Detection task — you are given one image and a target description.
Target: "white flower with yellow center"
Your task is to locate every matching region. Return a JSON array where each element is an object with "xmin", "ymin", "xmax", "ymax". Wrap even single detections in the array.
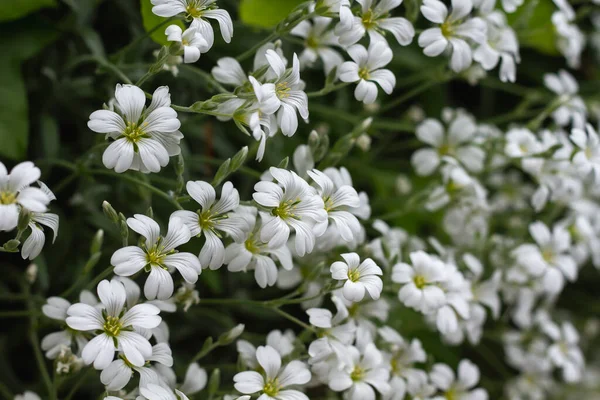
[
  {"xmin": 224, "ymin": 206, "xmax": 293, "ymax": 289},
  {"xmin": 571, "ymin": 124, "xmax": 600, "ymax": 183},
  {"xmin": 330, "ymin": 253, "xmax": 383, "ymax": 302},
  {"xmin": 165, "ymin": 24, "xmax": 209, "ymax": 63},
  {"xmin": 338, "ymin": 41, "xmax": 396, "ymax": 104},
  {"xmin": 418, "ymin": 0, "xmax": 487, "ymax": 72},
  {"xmin": 336, "ymin": 0, "xmax": 415, "ymax": 47},
  {"xmin": 66, "ymin": 279, "xmax": 161, "ymax": 370},
  {"xmin": 0, "ymin": 161, "xmax": 52, "ymax": 232},
  {"xmin": 172, "ymin": 180, "xmax": 247, "ymax": 270},
  {"xmin": 234, "ymin": 345, "xmax": 311, "ymax": 400},
  {"xmin": 430, "ymin": 359, "xmax": 488, "ymax": 400},
  {"xmin": 290, "ymin": 16, "xmax": 344, "ymax": 75},
  {"xmin": 392, "ymin": 250, "xmax": 447, "ymax": 314},
  {"xmin": 253, "ymin": 167, "xmax": 327, "ymax": 257},
  {"xmin": 151, "ymin": 0, "xmax": 233, "ymax": 50},
  {"xmin": 88, "ymin": 84, "xmax": 183, "ymax": 173},
  {"xmin": 111, "ymin": 214, "xmax": 201, "ymax": 300}
]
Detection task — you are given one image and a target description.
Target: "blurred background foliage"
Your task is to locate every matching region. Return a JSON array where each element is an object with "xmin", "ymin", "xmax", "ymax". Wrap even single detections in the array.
[{"xmin": 1, "ymin": 0, "xmax": 600, "ymax": 399}]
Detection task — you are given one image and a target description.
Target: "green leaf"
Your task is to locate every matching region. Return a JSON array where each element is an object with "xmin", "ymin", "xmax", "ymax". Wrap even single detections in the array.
[
  {"xmin": 239, "ymin": 0, "xmax": 305, "ymax": 28},
  {"xmin": 0, "ymin": 0, "xmax": 57, "ymax": 22},
  {"xmin": 507, "ymin": 0, "xmax": 559, "ymax": 56},
  {"xmin": 0, "ymin": 22, "xmax": 58, "ymax": 159},
  {"xmin": 140, "ymin": 0, "xmax": 185, "ymax": 46}
]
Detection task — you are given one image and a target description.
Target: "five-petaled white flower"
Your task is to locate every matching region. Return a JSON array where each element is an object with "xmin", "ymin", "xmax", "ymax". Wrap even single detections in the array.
[
  {"xmin": 262, "ymin": 50, "xmax": 309, "ymax": 136},
  {"xmin": 234, "ymin": 345, "xmax": 311, "ymax": 400},
  {"xmin": 392, "ymin": 251, "xmax": 447, "ymax": 314},
  {"xmin": 308, "ymin": 169, "xmax": 361, "ymax": 243},
  {"xmin": 165, "ymin": 24, "xmax": 209, "ymax": 63},
  {"xmin": 290, "ymin": 16, "xmax": 344, "ymax": 75},
  {"xmin": 336, "ymin": 0, "xmax": 415, "ymax": 47},
  {"xmin": 66, "ymin": 279, "xmax": 161, "ymax": 370},
  {"xmin": 172, "ymin": 180, "xmax": 247, "ymax": 270},
  {"xmin": 328, "ymin": 344, "xmax": 391, "ymax": 400},
  {"xmin": 339, "ymin": 41, "xmax": 396, "ymax": 104},
  {"xmin": 330, "ymin": 253, "xmax": 383, "ymax": 302},
  {"xmin": 411, "ymin": 115, "xmax": 485, "ymax": 176},
  {"xmin": 544, "ymin": 69, "xmax": 586, "ymax": 129},
  {"xmin": 571, "ymin": 124, "xmax": 600, "ymax": 183},
  {"xmin": 419, "ymin": 0, "xmax": 487, "ymax": 72},
  {"xmin": 151, "ymin": 0, "xmax": 233, "ymax": 50},
  {"xmin": 225, "ymin": 207, "xmax": 293, "ymax": 289},
  {"xmin": 253, "ymin": 167, "xmax": 327, "ymax": 257},
  {"xmin": 0, "ymin": 161, "xmax": 53, "ymax": 232},
  {"xmin": 429, "ymin": 359, "xmax": 488, "ymax": 400},
  {"xmin": 88, "ymin": 84, "xmax": 183, "ymax": 173},
  {"xmin": 111, "ymin": 214, "xmax": 201, "ymax": 300}
]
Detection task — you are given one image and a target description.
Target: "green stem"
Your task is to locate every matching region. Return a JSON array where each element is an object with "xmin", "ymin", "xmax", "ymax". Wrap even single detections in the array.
[
  {"xmin": 0, "ymin": 381, "xmax": 13, "ymax": 400},
  {"xmin": 307, "ymin": 82, "xmax": 350, "ymax": 98},
  {"xmin": 85, "ymin": 265, "xmax": 115, "ymax": 290},
  {"xmin": 66, "ymin": 55, "xmax": 132, "ymax": 84},
  {"xmin": 180, "ymin": 65, "xmax": 229, "ymax": 94},
  {"xmin": 25, "ymin": 282, "xmax": 56, "ymax": 400},
  {"xmin": 0, "ymin": 310, "xmax": 40, "ymax": 318},
  {"xmin": 272, "ymin": 308, "xmax": 315, "ymax": 332},
  {"xmin": 64, "ymin": 368, "xmax": 94, "ymax": 400},
  {"xmin": 110, "ymin": 17, "xmax": 178, "ymax": 61},
  {"xmin": 379, "ymin": 77, "xmax": 449, "ymax": 113},
  {"xmin": 191, "ymin": 341, "xmax": 221, "ymax": 362},
  {"xmin": 88, "ymin": 169, "xmax": 183, "ymax": 210}
]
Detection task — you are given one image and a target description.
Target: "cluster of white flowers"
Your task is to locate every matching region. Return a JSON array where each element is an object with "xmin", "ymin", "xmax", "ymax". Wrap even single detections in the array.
[{"xmin": 7, "ymin": 0, "xmax": 600, "ymax": 399}]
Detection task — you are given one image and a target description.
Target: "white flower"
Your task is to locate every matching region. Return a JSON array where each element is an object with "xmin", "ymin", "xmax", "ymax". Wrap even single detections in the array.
[
  {"xmin": 419, "ymin": 0, "xmax": 487, "ymax": 72},
  {"xmin": 66, "ymin": 279, "xmax": 161, "ymax": 370},
  {"xmin": 111, "ymin": 214, "xmax": 201, "ymax": 300},
  {"xmin": 339, "ymin": 41, "xmax": 395, "ymax": 104},
  {"xmin": 88, "ymin": 85, "xmax": 183, "ymax": 173},
  {"xmin": 330, "ymin": 253, "xmax": 383, "ymax": 302},
  {"xmin": 22, "ymin": 212, "xmax": 59, "ymax": 260},
  {"xmin": 290, "ymin": 17, "xmax": 344, "ymax": 75},
  {"xmin": 212, "ymin": 57, "xmax": 247, "ymax": 87},
  {"xmin": 253, "ymin": 167, "xmax": 327, "ymax": 257},
  {"xmin": 172, "ymin": 181, "xmax": 247, "ymax": 270},
  {"xmin": 504, "ymin": 127, "xmax": 544, "ymax": 158},
  {"xmin": 429, "ymin": 360, "xmax": 488, "ymax": 400},
  {"xmin": 15, "ymin": 392, "xmax": 41, "ymax": 400},
  {"xmin": 140, "ymin": 383, "xmax": 190, "ymax": 400},
  {"xmin": 224, "ymin": 207, "xmax": 292, "ymax": 288},
  {"xmin": 571, "ymin": 124, "xmax": 600, "ymax": 183},
  {"xmin": 392, "ymin": 251, "xmax": 447, "ymax": 314},
  {"xmin": 41, "ymin": 293, "xmax": 97, "ymax": 359},
  {"xmin": 512, "ymin": 221, "xmax": 577, "ymax": 294},
  {"xmin": 237, "ymin": 329, "xmax": 296, "ymax": 369},
  {"xmin": 552, "ymin": 8, "xmax": 585, "ymax": 69},
  {"xmin": 233, "ymin": 345, "xmax": 311, "ymax": 400},
  {"xmin": 307, "ymin": 301, "xmax": 356, "ymax": 367},
  {"xmin": 151, "ymin": 0, "xmax": 233, "ymax": 50},
  {"xmin": 165, "ymin": 24, "xmax": 209, "ymax": 63},
  {"xmin": 473, "ymin": 11, "xmax": 520, "ymax": 82},
  {"xmin": 328, "ymin": 344, "xmax": 391, "ymax": 400},
  {"xmin": 262, "ymin": 51, "xmax": 309, "ymax": 136},
  {"xmin": 0, "ymin": 161, "xmax": 52, "ymax": 232},
  {"xmin": 308, "ymin": 169, "xmax": 361, "ymax": 242},
  {"xmin": 543, "ymin": 321, "xmax": 584, "ymax": 383},
  {"xmin": 544, "ymin": 70, "xmax": 586, "ymax": 129},
  {"xmin": 336, "ymin": 0, "xmax": 415, "ymax": 47},
  {"xmin": 411, "ymin": 115, "xmax": 484, "ymax": 176},
  {"xmin": 100, "ymin": 344, "xmax": 168, "ymax": 390}
]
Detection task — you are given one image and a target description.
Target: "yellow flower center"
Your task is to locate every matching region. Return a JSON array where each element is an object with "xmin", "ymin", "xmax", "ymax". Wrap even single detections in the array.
[
  {"xmin": 263, "ymin": 379, "xmax": 280, "ymax": 396},
  {"xmin": 361, "ymin": 9, "xmax": 376, "ymax": 30},
  {"xmin": 272, "ymin": 199, "xmax": 300, "ymax": 220},
  {"xmin": 276, "ymin": 82, "xmax": 291, "ymax": 99},
  {"xmin": 323, "ymin": 196, "xmax": 335, "ymax": 212},
  {"xmin": 350, "ymin": 366, "xmax": 364, "ymax": 381},
  {"xmin": 0, "ymin": 191, "xmax": 16, "ymax": 205},
  {"xmin": 306, "ymin": 36, "xmax": 319, "ymax": 49},
  {"xmin": 103, "ymin": 315, "xmax": 123, "ymax": 337},
  {"xmin": 445, "ymin": 389, "xmax": 457, "ymax": 400},
  {"xmin": 244, "ymin": 236, "xmax": 261, "ymax": 254},
  {"xmin": 123, "ymin": 122, "xmax": 148, "ymax": 144},
  {"xmin": 185, "ymin": 0, "xmax": 206, "ymax": 18},
  {"xmin": 146, "ymin": 247, "xmax": 165, "ymax": 267},
  {"xmin": 358, "ymin": 67, "xmax": 370, "ymax": 80},
  {"xmin": 348, "ymin": 268, "xmax": 361, "ymax": 282},
  {"xmin": 542, "ymin": 248, "xmax": 555, "ymax": 264},
  {"xmin": 438, "ymin": 143, "xmax": 454, "ymax": 156},
  {"xmin": 414, "ymin": 275, "xmax": 427, "ymax": 289},
  {"xmin": 441, "ymin": 21, "xmax": 454, "ymax": 38}
]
